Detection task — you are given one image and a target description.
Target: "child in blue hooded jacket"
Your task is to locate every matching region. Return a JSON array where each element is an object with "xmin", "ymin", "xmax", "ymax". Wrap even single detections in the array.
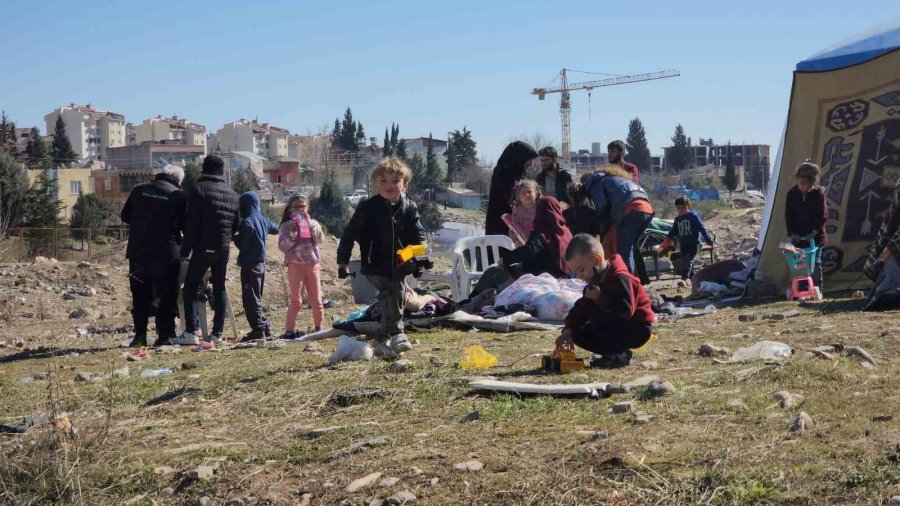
[
  {"xmin": 664, "ymin": 196, "xmax": 714, "ymax": 282},
  {"xmin": 233, "ymin": 191, "xmax": 279, "ymax": 341}
]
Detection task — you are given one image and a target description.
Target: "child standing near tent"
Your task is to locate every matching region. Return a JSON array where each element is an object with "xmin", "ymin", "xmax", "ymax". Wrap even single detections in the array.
[
  {"xmin": 556, "ymin": 234, "xmax": 654, "ymax": 368},
  {"xmin": 233, "ymin": 191, "xmax": 281, "ymax": 342},
  {"xmin": 662, "ymin": 196, "xmax": 714, "ymax": 283},
  {"xmin": 279, "ymin": 195, "xmax": 326, "ymax": 337},
  {"xmin": 785, "ymin": 161, "xmax": 828, "ymax": 293},
  {"xmin": 507, "ymin": 180, "xmax": 541, "ymax": 246}
]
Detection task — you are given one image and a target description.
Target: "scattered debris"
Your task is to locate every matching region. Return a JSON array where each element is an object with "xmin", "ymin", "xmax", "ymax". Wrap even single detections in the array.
[
  {"xmin": 453, "ymin": 459, "xmax": 484, "ymax": 472},
  {"xmin": 844, "ymin": 346, "xmax": 877, "ymax": 367},
  {"xmin": 327, "ymin": 335, "xmax": 374, "ymax": 365},
  {"xmin": 181, "ymin": 361, "xmax": 198, "ymax": 370},
  {"xmin": 68, "ymin": 308, "xmax": 91, "ymax": 319},
  {"xmin": 329, "ymin": 387, "xmax": 389, "ymax": 408},
  {"xmin": 634, "ymin": 414, "xmax": 655, "ymax": 424},
  {"xmin": 459, "ymin": 411, "xmax": 480, "ymax": 424},
  {"xmin": 345, "ymin": 472, "xmax": 382, "ymax": 493},
  {"xmin": 112, "ymin": 366, "xmax": 130, "ymax": 378},
  {"xmin": 623, "ymin": 375, "xmax": 659, "ymax": 392},
  {"xmin": 140, "ymin": 368, "xmax": 176, "ymax": 378},
  {"xmin": 773, "ymin": 391, "xmax": 805, "ymax": 409},
  {"xmin": 729, "ymin": 341, "xmax": 792, "ymax": 363},
  {"xmin": 612, "ymin": 401, "xmax": 634, "ymax": 414},
  {"xmin": 738, "ymin": 314, "xmax": 757, "ymax": 322},
  {"xmin": 144, "ymin": 387, "xmax": 200, "ymax": 407},
  {"xmin": 306, "ymin": 426, "xmax": 343, "ymax": 439},
  {"xmin": 646, "ymin": 380, "xmax": 677, "ymax": 398},
  {"xmin": 185, "ymin": 465, "xmax": 215, "ymax": 481},
  {"xmin": 386, "ymin": 491, "xmax": 416, "ymax": 505},
  {"xmin": 851, "ymin": 290, "xmax": 865, "ymax": 299},
  {"xmin": 387, "ymin": 359, "xmax": 412, "ymax": 373},
  {"xmin": 698, "ymin": 343, "xmax": 730, "ymax": 357},
  {"xmin": 74, "ymin": 372, "xmax": 93, "ymax": 382},
  {"xmin": 576, "ymin": 430, "xmax": 608, "ymax": 441},
  {"xmin": 687, "ymin": 330, "xmax": 703, "ymax": 337},
  {"xmin": 790, "ymin": 411, "xmax": 814, "ymax": 434},
  {"xmin": 379, "ymin": 477, "xmax": 400, "ymax": 488},
  {"xmin": 872, "ymin": 415, "xmax": 893, "ymax": 422},
  {"xmin": 327, "ymin": 436, "xmax": 391, "ymax": 461},
  {"xmin": 765, "ymin": 309, "xmax": 800, "ymax": 320}
]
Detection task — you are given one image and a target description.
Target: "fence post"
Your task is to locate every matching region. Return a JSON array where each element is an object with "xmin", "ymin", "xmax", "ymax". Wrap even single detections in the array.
[
  {"xmin": 87, "ymin": 229, "xmax": 92, "ymax": 259},
  {"xmin": 53, "ymin": 227, "xmax": 58, "ymax": 258}
]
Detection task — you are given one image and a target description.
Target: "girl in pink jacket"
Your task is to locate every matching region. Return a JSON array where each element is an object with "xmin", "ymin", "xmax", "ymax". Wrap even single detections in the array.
[{"xmin": 278, "ymin": 195, "xmax": 326, "ymax": 336}]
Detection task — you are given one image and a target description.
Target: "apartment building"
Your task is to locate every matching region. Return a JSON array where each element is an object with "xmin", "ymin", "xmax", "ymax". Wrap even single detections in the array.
[
  {"xmin": 26, "ymin": 167, "xmax": 94, "ymax": 222},
  {"xmin": 125, "ymin": 123, "xmax": 138, "ymax": 146},
  {"xmin": 403, "ymin": 137, "xmax": 448, "ymax": 171},
  {"xmin": 44, "ymin": 103, "xmax": 126, "ymax": 163},
  {"xmin": 215, "ymin": 119, "xmax": 289, "ymax": 159},
  {"xmin": 136, "ymin": 115, "xmax": 207, "ymax": 153},
  {"xmin": 105, "ymin": 144, "xmax": 205, "ymax": 171}
]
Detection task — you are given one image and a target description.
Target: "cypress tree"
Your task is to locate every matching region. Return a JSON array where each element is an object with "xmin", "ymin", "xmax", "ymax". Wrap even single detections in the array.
[
  {"xmin": 424, "ymin": 133, "xmax": 442, "ymax": 185},
  {"xmin": 723, "ymin": 142, "xmax": 738, "ymax": 197},
  {"xmin": 25, "ymin": 127, "xmax": 49, "ymax": 168},
  {"xmin": 0, "ymin": 153, "xmax": 30, "ymax": 229},
  {"xmin": 383, "ymin": 128, "xmax": 391, "ymax": 156},
  {"xmin": 625, "ymin": 118, "xmax": 652, "ymax": 174},
  {"xmin": 51, "ymin": 116, "xmax": 77, "ymax": 165},
  {"xmin": 669, "ymin": 124, "xmax": 692, "ymax": 172},
  {"xmin": 26, "ymin": 167, "xmax": 62, "ymax": 226}
]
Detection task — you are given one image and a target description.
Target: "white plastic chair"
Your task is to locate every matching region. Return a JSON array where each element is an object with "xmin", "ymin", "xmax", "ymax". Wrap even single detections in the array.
[{"xmin": 451, "ymin": 235, "xmax": 515, "ymax": 300}]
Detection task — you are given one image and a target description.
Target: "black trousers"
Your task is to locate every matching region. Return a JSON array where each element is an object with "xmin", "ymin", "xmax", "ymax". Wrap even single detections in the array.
[
  {"xmin": 572, "ymin": 313, "xmax": 651, "ymax": 355},
  {"xmin": 240, "ymin": 263, "xmax": 269, "ymax": 332},
  {"xmin": 183, "ymin": 250, "xmax": 229, "ymax": 336},
  {"xmin": 129, "ymin": 259, "xmax": 180, "ymax": 338},
  {"xmin": 680, "ymin": 243, "xmax": 699, "ymax": 280}
]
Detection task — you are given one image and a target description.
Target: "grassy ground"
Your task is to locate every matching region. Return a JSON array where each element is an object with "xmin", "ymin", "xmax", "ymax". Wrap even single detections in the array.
[{"xmin": 1, "ymin": 291, "xmax": 898, "ymax": 505}]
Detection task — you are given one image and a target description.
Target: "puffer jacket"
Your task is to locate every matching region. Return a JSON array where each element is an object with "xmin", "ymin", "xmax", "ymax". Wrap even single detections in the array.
[
  {"xmin": 337, "ymin": 194, "xmax": 426, "ymax": 278},
  {"xmin": 584, "ymin": 172, "xmax": 651, "ymax": 226},
  {"xmin": 535, "ymin": 168, "xmax": 574, "ymax": 205},
  {"xmin": 180, "ymin": 173, "xmax": 240, "ymax": 257},
  {"xmin": 121, "ymin": 173, "xmax": 186, "ymax": 262}
]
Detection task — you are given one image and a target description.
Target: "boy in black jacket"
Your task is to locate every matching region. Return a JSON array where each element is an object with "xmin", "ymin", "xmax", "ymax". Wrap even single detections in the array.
[
  {"xmin": 177, "ymin": 155, "xmax": 240, "ymax": 346},
  {"xmin": 785, "ymin": 160, "xmax": 828, "ymax": 294},
  {"xmin": 337, "ymin": 157, "xmax": 426, "ymax": 355},
  {"xmin": 120, "ymin": 165, "xmax": 186, "ymax": 347}
]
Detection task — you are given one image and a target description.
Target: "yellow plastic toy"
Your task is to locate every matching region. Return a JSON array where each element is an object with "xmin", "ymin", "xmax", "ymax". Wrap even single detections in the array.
[
  {"xmin": 396, "ymin": 244, "xmax": 427, "ymax": 265},
  {"xmin": 542, "ymin": 344, "xmax": 585, "ymax": 373}
]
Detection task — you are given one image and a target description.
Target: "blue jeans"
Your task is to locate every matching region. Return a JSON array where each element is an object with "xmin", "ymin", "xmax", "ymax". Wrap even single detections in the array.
[{"xmin": 617, "ymin": 211, "xmax": 653, "ymax": 275}]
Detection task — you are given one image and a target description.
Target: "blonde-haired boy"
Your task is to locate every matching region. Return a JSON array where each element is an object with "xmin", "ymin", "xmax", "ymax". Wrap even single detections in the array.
[{"xmin": 337, "ymin": 157, "xmax": 425, "ymax": 355}]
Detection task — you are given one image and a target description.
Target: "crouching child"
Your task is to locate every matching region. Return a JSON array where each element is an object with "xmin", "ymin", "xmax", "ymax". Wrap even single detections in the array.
[{"xmin": 556, "ymin": 234, "xmax": 655, "ymax": 367}]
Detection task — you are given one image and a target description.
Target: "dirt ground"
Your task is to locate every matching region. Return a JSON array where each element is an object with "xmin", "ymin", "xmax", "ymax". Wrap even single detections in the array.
[{"xmin": 0, "ymin": 205, "xmax": 898, "ymax": 505}]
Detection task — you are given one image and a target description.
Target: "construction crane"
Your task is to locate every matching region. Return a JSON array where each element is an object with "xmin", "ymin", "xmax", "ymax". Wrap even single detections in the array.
[{"xmin": 532, "ymin": 68, "xmax": 680, "ymax": 162}]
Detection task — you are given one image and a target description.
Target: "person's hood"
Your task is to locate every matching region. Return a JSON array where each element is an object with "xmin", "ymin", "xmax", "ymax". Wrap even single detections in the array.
[
  {"xmin": 239, "ymin": 191, "xmax": 261, "ymax": 218},
  {"xmin": 602, "ymin": 254, "xmax": 630, "ymax": 280},
  {"xmin": 494, "ymin": 141, "xmax": 539, "ymax": 177}
]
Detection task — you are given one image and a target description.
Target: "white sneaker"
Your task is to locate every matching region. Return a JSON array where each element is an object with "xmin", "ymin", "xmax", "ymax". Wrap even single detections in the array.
[
  {"xmin": 172, "ymin": 332, "xmax": 200, "ymax": 346},
  {"xmin": 374, "ymin": 342, "xmax": 399, "ymax": 360},
  {"xmin": 389, "ymin": 334, "xmax": 412, "ymax": 353}
]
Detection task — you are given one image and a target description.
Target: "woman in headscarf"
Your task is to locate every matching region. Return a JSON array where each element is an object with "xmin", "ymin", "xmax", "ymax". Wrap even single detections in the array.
[
  {"xmin": 485, "ymin": 141, "xmax": 540, "ymax": 235},
  {"xmin": 470, "ymin": 196, "xmax": 573, "ymax": 297}
]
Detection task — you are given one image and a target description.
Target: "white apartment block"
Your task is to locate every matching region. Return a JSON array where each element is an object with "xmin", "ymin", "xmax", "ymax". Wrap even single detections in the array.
[
  {"xmin": 404, "ymin": 137, "xmax": 448, "ymax": 172},
  {"xmin": 215, "ymin": 119, "xmax": 289, "ymax": 159},
  {"xmin": 44, "ymin": 103, "xmax": 126, "ymax": 163},
  {"xmin": 136, "ymin": 115, "xmax": 207, "ymax": 154}
]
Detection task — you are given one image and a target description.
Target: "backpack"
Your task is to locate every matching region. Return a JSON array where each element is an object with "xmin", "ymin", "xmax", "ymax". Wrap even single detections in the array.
[{"xmin": 565, "ymin": 177, "xmax": 610, "ymax": 236}]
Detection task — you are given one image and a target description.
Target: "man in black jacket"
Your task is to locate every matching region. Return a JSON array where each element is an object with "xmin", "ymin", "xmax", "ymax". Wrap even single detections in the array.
[
  {"xmin": 177, "ymin": 155, "xmax": 240, "ymax": 346},
  {"xmin": 121, "ymin": 165, "xmax": 187, "ymax": 347},
  {"xmin": 535, "ymin": 146, "xmax": 573, "ymax": 205}
]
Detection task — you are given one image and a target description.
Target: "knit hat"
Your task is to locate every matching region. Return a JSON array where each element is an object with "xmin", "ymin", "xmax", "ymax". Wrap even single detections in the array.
[{"xmin": 202, "ymin": 155, "xmax": 225, "ymax": 175}]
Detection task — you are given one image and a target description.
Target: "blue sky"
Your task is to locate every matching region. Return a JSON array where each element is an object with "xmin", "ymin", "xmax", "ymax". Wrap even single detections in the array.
[{"xmin": 0, "ymin": 1, "xmax": 894, "ymax": 162}]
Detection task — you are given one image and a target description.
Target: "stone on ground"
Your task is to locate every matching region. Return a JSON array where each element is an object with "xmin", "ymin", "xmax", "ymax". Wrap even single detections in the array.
[
  {"xmin": 388, "ymin": 359, "xmax": 412, "ymax": 373},
  {"xmin": 698, "ymin": 343, "xmax": 730, "ymax": 357},
  {"xmin": 790, "ymin": 411, "xmax": 814, "ymax": 434},
  {"xmin": 774, "ymin": 391, "xmax": 805, "ymax": 409},
  {"xmin": 623, "ymin": 375, "xmax": 658, "ymax": 391},
  {"xmin": 345, "ymin": 472, "xmax": 383, "ymax": 493},
  {"xmin": 612, "ymin": 401, "xmax": 634, "ymax": 414},
  {"xmin": 647, "ymin": 380, "xmax": 677, "ymax": 397},
  {"xmin": 379, "ymin": 477, "xmax": 400, "ymax": 488},
  {"xmin": 386, "ymin": 491, "xmax": 417, "ymax": 505},
  {"xmin": 453, "ymin": 459, "xmax": 484, "ymax": 472}
]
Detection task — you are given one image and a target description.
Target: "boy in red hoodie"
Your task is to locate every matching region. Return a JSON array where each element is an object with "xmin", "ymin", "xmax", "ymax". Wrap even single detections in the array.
[{"xmin": 556, "ymin": 234, "xmax": 655, "ymax": 367}]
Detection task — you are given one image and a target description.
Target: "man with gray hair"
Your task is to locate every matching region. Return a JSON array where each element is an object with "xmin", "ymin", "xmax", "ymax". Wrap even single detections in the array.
[{"xmin": 120, "ymin": 164, "xmax": 187, "ymax": 347}]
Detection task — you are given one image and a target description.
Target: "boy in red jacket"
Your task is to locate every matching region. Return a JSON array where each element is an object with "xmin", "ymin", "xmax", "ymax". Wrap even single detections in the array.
[{"xmin": 556, "ymin": 234, "xmax": 655, "ymax": 367}]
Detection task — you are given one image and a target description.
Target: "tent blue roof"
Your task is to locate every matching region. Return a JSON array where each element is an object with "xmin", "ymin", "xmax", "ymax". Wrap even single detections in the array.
[{"xmin": 797, "ymin": 19, "xmax": 900, "ymax": 72}]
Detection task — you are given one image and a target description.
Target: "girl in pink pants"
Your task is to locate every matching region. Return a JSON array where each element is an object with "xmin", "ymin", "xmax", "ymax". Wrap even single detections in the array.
[{"xmin": 278, "ymin": 195, "xmax": 325, "ymax": 337}]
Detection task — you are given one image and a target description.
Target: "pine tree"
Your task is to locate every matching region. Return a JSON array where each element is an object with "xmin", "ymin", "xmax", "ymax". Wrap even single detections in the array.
[
  {"xmin": 668, "ymin": 124, "xmax": 692, "ymax": 172},
  {"xmin": 383, "ymin": 128, "xmax": 391, "ymax": 156},
  {"xmin": 25, "ymin": 127, "xmax": 49, "ymax": 169},
  {"xmin": 339, "ymin": 108, "xmax": 358, "ymax": 152},
  {"xmin": 51, "ymin": 116, "xmax": 77, "ymax": 165},
  {"xmin": 26, "ymin": 167, "xmax": 62, "ymax": 226},
  {"xmin": 0, "ymin": 111, "xmax": 17, "ymax": 156},
  {"xmin": 625, "ymin": 118, "xmax": 652, "ymax": 175},
  {"xmin": 390, "ymin": 123, "xmax": 399, "ymax": 152},
  {"xmin": 331, "ymin": 118, "xmax": 342, "ymax": 149},
  {"xmin": 0, "ymin": 153, "xmax": 30, "ymax": 231},
  {"xmin": 312, "ymin": 176, "xmax": 350, "ymax": 236},
  {"xmin": 231, "ymin": 168, "xmax": 254, "ymax": 195},
  {"xmin": 425, "ymin": 133, "xmax": 442, "ymax": 186},
  {"xmin": 181, "ymin": 162, "xmax": 203, "ymax": 195},
  {"xmin": 444, "ymin": 127, "xmax": 478, "ymax": 183},
  {"xmin": 395, "ymin": 139, "xmax": 408, "ymax": 162},
  {"xmin": 723, "ymin": 142, "xmax": 738, "ymax": 197},
  {"xmin": 70, "ymin": 193, "xmax": 111, "ymax": 240},
  {"xmin": 356, "ymin": 122, "xmax": 366, "ymax": 150},
  {"xmin": 408, "ymin": 152, "xmax": 426, "ymax": 195}
]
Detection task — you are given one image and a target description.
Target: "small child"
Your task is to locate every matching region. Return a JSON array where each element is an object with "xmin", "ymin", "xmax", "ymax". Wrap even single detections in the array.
[
  {"xmin": 337, "ymin": 157, "xmax": 426, "ymax": 355},
  {"xmin": 508, "ymin": 180, "xmax": 541, "ymax": 246},
  {"xmin": 556, "ymin": 234, "xmax": 654, "ymax": 368},
  {"xmin": 664, "ymin": 196, "xmax": 714, "ymax": 282},
  {"xmin": 785, "ymin": 160, "xmax": 828, "ymax": 295},
  {"xmin": 233, "ymin": 191, "xmax": 280, "ymax": 341},
  {"xmin": 278, "ymin": 195, "xmax": 325, "ymax": 338}
]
